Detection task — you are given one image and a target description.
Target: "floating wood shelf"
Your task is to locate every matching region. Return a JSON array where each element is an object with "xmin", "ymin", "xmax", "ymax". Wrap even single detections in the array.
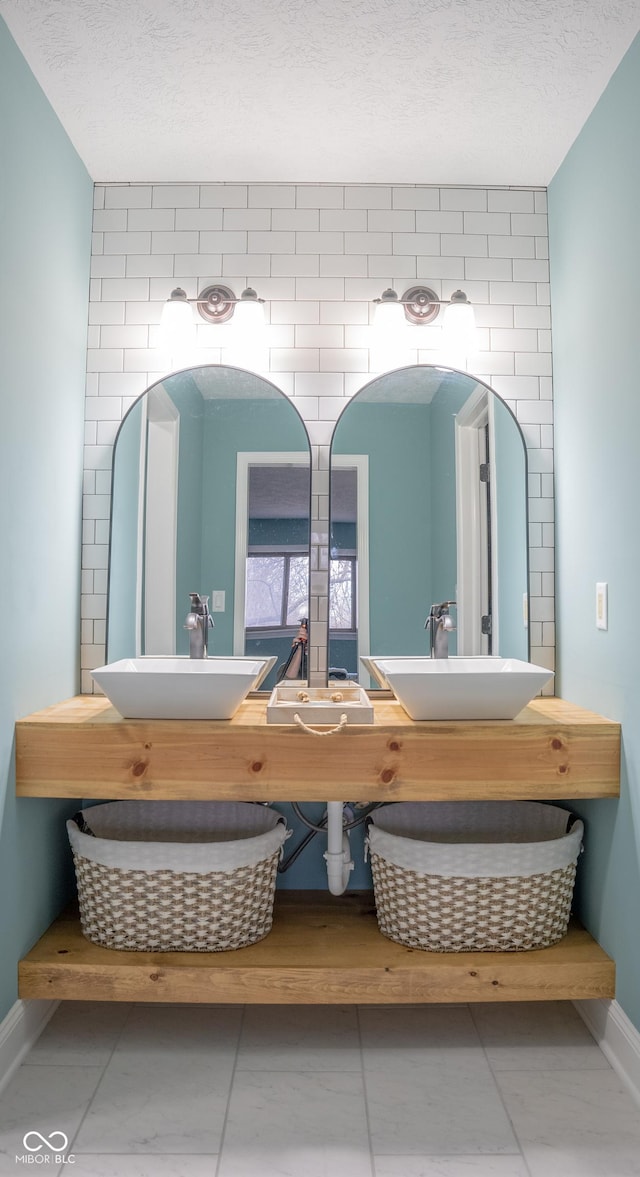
[
  {"xmin": 19, "ymin": 892, "xmax": 615, "ymax": 1005},
  {"xmin": 15, "ymin": 694, "xmax": 620, "ymax": 801}
]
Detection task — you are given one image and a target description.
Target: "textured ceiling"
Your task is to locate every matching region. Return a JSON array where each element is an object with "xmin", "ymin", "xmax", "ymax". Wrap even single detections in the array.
[{"xmin": 1, "ymin": 0, "xmax": 639, "ymax": 185}]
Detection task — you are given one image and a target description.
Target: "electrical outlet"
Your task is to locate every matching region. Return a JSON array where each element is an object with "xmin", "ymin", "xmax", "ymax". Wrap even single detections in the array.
[
  {"xmin": 523, "ymin": 592, "xmax": 529, "ymax": 628},
  {"xmin": 211, "ymin": 590, "xmax": 225, "ymax": 612},
  {"xmin": 596, "ymin": 582, "xmax": 608, "ymax": 630}
]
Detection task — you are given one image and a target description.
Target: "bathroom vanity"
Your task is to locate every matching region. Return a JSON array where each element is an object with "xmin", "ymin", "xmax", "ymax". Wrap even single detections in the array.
[{"xmin": 15, "ymin": 693, "xmax": 619, "ymax": 1005}]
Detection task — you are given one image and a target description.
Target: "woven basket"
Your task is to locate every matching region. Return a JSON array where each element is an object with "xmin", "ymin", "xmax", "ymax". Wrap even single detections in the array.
[
  {"xmin": 67, "ymin": 801, "xmax": 288, "ymax": 952},
  {"xmin": 367, "ymin": 801, "xmax": 583, "ymax": 952}
]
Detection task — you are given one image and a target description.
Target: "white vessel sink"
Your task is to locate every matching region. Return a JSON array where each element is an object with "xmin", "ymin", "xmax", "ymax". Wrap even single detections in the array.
[
  {"xmin": 92, "ymin": 655, "xmax": 277, "ymax": 720},
  {"xmin": 361, "ymin": 656, "xmax": 554, "ymax": 720}
]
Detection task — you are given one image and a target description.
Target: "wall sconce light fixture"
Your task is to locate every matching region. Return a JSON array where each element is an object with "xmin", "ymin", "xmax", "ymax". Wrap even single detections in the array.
[
  {"xmin": 160, "ymin": 285, "xmax": 266, "ymax": 353},
  {"xmin": 374, "ymin": 286, "xmax": 476, "ymax": 355},
  {"xmin": 159, "ymin": 281, "xmax": 475, "ymax": 363}
]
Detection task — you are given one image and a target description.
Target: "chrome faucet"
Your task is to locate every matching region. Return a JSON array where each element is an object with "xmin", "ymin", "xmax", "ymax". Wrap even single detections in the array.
[
  {"xmin": 184, "ymin": 593, "xmax": 214, "ymax": 658},
  {"xmin": 425, "ymin": 601, "xmax": 456, "ymax": 658}
]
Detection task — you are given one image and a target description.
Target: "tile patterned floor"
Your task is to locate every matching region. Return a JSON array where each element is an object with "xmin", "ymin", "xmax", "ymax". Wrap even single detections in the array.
[{"xmin": 0, "ymin": 1001, "xmax": 639, "ymax": 1176}]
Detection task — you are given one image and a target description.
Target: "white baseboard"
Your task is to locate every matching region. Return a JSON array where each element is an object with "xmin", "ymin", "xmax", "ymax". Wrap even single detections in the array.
[
  {"xmin": 575, "ymin": 998, "xmax": 640, "ymax": 1109},
  {"xmin": 0, "ymin": 999, "xmax": 59, "ymax": 1095}
]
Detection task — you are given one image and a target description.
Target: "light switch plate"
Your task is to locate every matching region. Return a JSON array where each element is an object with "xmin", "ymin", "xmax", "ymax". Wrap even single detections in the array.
[
  {"xmin": 211, "ymin": 590, "xmax": 226, "ymax": 612},
  {"xmin": 596, "ymin": 582, "xmax": 608, "ymax": 630}
]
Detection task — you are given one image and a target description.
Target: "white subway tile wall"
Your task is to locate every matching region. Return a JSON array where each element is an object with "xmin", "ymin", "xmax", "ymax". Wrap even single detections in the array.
[{"xmin": 82, "ymin": 183, "xmax": 554, "ymax": 693}]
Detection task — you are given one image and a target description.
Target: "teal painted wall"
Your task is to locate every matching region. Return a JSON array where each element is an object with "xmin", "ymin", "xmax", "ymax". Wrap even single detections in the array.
[
  {"xmin": 333, "ymin": 402, "xmax": 434, "ymax": 658},
  {"xmin": 0, "ymin": 20, "xmax": 92, "ymax": 1021},
  {"xmin": 548, "ymin": 33, "xmax": 640, "ymax": 1031}
]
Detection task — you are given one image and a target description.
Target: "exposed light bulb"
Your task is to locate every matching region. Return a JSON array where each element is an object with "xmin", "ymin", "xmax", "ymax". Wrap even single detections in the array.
[
  {"xmin": 233, "ymin": 289, "xmax": 266, "ymax": 344},
  {"xmin": 442, "ymin": 290, "xmax": 476, "ymax": 363},
  {"xmin": 372, "ymin": 289, "xmax": 411, "ymax": 370},
  {"xmin": 224, "ymin": 288, "xmax": 268, "ymax": 372},
  {"xmin": 159, "ymin": 288, "xmax": 197, "ymax": 367},
  {"xmin": 374, "ymin": 289, "xmax": 406, "ymax": 343}
]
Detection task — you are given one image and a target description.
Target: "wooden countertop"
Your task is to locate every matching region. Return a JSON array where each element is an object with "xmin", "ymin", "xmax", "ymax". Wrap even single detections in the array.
[{"xmin": 15, "ymin": 694, "xmax": 620, "ymax": 801}]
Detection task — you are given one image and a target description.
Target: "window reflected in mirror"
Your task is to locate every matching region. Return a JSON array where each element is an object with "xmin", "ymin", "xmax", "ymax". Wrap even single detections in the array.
[
  {"xmin": 243, "ymin": 463, "xmax": 310, "ymax": 684},
  {"xmin": 328, "ymin": 466, "xmax": 358, "ymax": 679}
]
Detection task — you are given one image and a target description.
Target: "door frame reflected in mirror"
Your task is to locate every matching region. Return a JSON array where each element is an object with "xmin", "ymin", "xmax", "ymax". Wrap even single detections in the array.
[{"xmin": 455, "ymin": 385, "xmax": 493, "ymax": 656}]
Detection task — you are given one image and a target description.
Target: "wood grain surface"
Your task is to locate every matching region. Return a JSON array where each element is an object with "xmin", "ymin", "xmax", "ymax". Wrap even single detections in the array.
[
  {"xmin": 18, "ymin": 892, "xmax": 615, "ymax": 1005},
  {"xmin": 15, "ymin": 695, "xmax": 621, "ymax": 800}
]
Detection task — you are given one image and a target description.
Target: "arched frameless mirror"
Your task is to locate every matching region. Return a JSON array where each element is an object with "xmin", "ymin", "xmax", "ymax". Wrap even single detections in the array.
[
  {"xmin": 328, "ymin": 365, "xmax": 529, "ymax": 684},
  {"xmin": 107, "ymin": 365, "xmax": 312, "ymax": 691}
]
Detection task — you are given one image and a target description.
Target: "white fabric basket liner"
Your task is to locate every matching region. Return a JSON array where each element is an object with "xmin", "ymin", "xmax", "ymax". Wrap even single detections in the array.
[
  {"xmin": 367, "ymin": 801, "xmax": 583, "ymax": 879},
  {"xmin": 67, "ymin": 800, "xmax": 288, "ymax": 874}
]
